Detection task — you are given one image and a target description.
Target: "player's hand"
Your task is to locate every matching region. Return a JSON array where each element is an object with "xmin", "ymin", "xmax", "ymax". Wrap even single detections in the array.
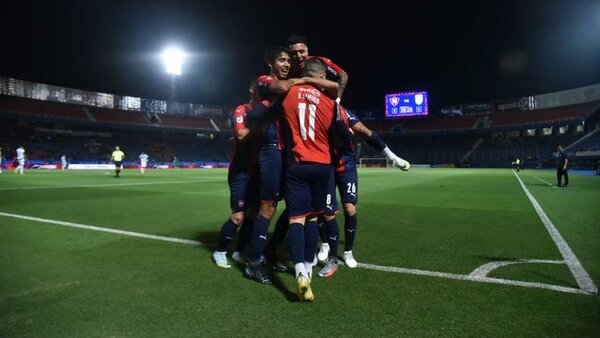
[{"xmin": 392, "ymin": 156, "xmax": 410, "ymax": 171}]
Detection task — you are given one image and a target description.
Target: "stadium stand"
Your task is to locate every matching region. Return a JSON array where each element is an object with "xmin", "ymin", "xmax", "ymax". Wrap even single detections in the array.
[
  {"xmin": 2, "ymin": 77, "xmax": 598, "ymax": 170},
  {"xmin": 88, "ymin": 106, "xmax": 150, "ymax": 126},
  {"xmin": 489, "ymin": 101, "xmax": 598, "ymax": 128},
  {"xmin": 157, "ymin": 114, "xmax": 214, "ymax": 130},
  {"xmin": 0, "ymin": 95, "xmax": 88, "ymax": 121}
]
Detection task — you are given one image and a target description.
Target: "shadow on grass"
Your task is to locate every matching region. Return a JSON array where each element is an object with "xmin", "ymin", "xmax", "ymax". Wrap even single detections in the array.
[{"xmin": 194, "ymin": 230, "xmax": 298, "ymax": 302}]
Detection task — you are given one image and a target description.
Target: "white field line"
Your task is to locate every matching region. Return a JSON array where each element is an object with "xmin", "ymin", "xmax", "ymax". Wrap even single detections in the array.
[
  {"xmin": 359, "ymin": 263, "xmax": 588, "ymax": 295},
  {"xmin": 0, "ymin": 212, "xmax": 202, "ymax": 246},
  {"xmin": 0, "ymin": 179, "xmax": 220, "ymax": 191},
  {"xmin": 513, "ymin": 171, "xmax": 598, "ymax": 294},
  {"xmin": 534, "ymin": 176, "xmax": 555, "ymax": 187},
  {"xmin": 0, "ymin": 211, "xmax": 594, "ymax": 296},
  {"xmin": 469, "ymin": 259, "xmax": 565, "ymax": 278}
]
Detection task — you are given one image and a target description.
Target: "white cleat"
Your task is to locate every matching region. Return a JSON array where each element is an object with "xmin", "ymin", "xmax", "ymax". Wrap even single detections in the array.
[
  {"xmin": 317, "ymin": 243, "xmax": 330, "ymax": 262},
  {"xmin": 212, "ymin": 251, "xmax": 231, "ymax": 268},
  {"xmin": 343, "ymin": 251, "xmax": 358, "ymax": 268},
  {"xmin": 392, "ymin": 156, "xmax": 410, "ymax": 171}
]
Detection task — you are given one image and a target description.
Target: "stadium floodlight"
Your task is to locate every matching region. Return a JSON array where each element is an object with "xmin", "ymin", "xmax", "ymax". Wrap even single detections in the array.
[
  {"xmin": 162, "ymin": 47, "xmax": 185, "ymax": 103},
  {"xmin": 162, "ymin": 48, "xmax": 185, "ymax": 76}
]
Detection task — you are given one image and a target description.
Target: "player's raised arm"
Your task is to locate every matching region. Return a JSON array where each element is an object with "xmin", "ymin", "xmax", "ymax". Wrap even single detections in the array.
[
  {"xmin": 344, "ymin": 109, "xmax": 410, "ymax": 171},
  {"xmin": 267, "ymin": 77, "xmax": 306, "ymax": 95},
  {"xmin": 311, "ymin": 56, "xmax": 348, "ymax": 102},
  {"xmin": 301, "ymin": 77, "xmax": 339, "ymax": 99}
]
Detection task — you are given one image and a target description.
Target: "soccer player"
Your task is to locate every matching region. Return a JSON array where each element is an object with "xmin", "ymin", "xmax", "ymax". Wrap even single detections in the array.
[
  {"xmin": 61, "ymin": 154, "xmax": 68, "ymax": 170},
  {"xmin": 286, "ymin": 34, "xmax": 348, "ymax": 102},
  {"xmin": 111, "ymin": 146, "xmax": 125, "ymax": 178},
  {"xmin": 556, "ymin": 145, "xmax": 569, "ymax": 187},
  {"xmin": 281, "ymin": 58, "xmax": 347, "ymax": 301},
  {"xmin": 139, "ymin": 152, "xmax": 149, "ymax": 175},
  {"xmin": 243, "ymin": 47, "xmax": 342, "ymax": 283},
  {"xmin": 0, "ymin": 147, "xmax": 3, "ymax": 174},
  {"xmin": 241, "ymin": 47, "xmax": 292, "ymax": 284},
  {"xmin": 317, "ymin": 107, "xmax": 410, "ymax": 278},
  {"xmin": 212, "ymin": 79, "xmax": 263, "ymax": 269},
  {"xmin": 14, "ymin": 145, "xmax": 25, "ymax": 175}
]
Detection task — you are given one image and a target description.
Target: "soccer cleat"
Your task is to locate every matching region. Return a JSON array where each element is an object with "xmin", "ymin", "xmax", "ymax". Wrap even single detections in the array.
[
  {"xmin": 317, "ymin": 243, "xmax": 330, "ymax": 262},
  {"xmin": 392, "ymin": 156, "xmax": 410, "ymax": 171},
  {"xmin": 318, "ymin": 258, "xmax": 338, "ymax": 278},
  {"xmin": 265, "ymin": 253, "xmax": 289, "ymax": 272},
  {"xmin": 297, "ymin": 274, "xmax": 314, "ymax": 302},
  {"xmin": 271, "ymin": 260, "xmax": 289, "ymax": 272},
  {"xmin": 231, "ymin": 251, "xmax": 247, "ymax": 264},
  {"xmin": 243, "ymin": 264, "xmax": 273, "ymax": 284},
  {"xmin": 213, "ymin": 251, "xmax": 231, "ymax": 268},
  {"xmin": 343, "ymin": 251, "xmax": 358, "ymax": 268}
]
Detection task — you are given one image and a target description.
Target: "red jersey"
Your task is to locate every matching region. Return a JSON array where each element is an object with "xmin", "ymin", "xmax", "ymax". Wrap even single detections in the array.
[
  {"xmin": 255, "ymin": 74, "xmax": 283, "ymax": 148},
  {"xmin": 230, "ymin": 103, "xmax": 257, "ymax": 173},
  {"xmin": 256, "ymin": 75, "xmax": 277, "ymax": 102},
  {"xmin": 282, "ymin": 85, "xmax": 336, "ymax": 164}
]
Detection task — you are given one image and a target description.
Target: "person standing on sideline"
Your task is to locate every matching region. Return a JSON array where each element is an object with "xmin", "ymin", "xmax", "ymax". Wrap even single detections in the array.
[
  {"xmin": 556, "ymin": 145, "xmax": 568, "ymax": 187},
  {"xmin": 61, "ymin": 154, "xmax": 68, "ymax": 170},
  {"xmin": 0, "ymin": 147, "xmax": 3, "ymax": 173},
  {"xmin": 139, "ymin": 152, "xmax": 149, "ymax": 175},
  {"xmin": 15, "ymin": 145, "xmax": 26, "ymax": 175},
  {"xmin": 512, "ymin": 158, "xmax": 521, "ymax": 172},
  {"xmin": 111, "ymin": 146, "xmax": 125, "ymax": 178}
]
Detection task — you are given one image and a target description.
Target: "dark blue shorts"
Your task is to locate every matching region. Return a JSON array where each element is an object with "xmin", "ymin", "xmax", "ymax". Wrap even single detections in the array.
[
  {"xmin": 258, "ymin": 144, "xmax": 282, "ymax": 203},
  {"xmin": 285, "ymin": 162, "xmax": 331, "ymax": 218},
  {"xmin": 324, "ymin": 166, "xmax": 358, "ymax": 216},
  {"xmin": 336, "ymin": 166, "xmax": 358, "ymax": 205},
  {"xmin": 228, "ymin": 171, "xmax": 259, "ymax": 212}
]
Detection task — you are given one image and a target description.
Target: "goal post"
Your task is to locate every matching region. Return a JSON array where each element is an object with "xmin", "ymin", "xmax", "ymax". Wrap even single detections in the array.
[{"xmin": 358, "ymin": 157, "xmax": 392, "ymax": 168}]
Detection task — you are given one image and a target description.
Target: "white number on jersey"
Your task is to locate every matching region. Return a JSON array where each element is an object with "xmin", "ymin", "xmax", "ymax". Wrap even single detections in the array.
[{"xmin": 298, "ymin": 102, "xmax": 316, "ymax": 141}]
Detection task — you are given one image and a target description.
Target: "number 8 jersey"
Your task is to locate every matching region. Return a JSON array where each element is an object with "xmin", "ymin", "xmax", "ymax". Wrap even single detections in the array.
[{"xmin": 281, "ymin": 85, "xmax": 338, "ymax": 164}]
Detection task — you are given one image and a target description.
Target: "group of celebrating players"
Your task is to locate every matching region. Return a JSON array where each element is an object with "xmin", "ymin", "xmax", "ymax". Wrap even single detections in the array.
[{"xmin": 212, "ymin": 35, "xmax": 410, "ymax": 302}]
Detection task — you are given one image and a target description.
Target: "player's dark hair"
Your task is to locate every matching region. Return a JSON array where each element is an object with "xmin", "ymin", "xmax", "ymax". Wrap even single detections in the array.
[
  {"xmin": 302, "ymin": 58, "xmax": 326, "ymax": 77},
  {"xmin": 286, "ymin": 34, "xmax": 308, "ymax": 47},
  {"xmin": 264, "ymin": 46, "xmax": 289, "ymax": 66}
]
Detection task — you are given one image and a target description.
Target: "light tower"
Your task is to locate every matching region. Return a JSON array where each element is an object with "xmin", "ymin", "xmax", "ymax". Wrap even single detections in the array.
[{"xmin": 162, "ymin": 47, "xmax": 185, "ymax": 103}]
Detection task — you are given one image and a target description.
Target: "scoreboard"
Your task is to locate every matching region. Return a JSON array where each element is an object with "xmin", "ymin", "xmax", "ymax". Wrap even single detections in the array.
[{"xmin": 385, "ymin": 91, "xmax": 429, "ymax": 118}]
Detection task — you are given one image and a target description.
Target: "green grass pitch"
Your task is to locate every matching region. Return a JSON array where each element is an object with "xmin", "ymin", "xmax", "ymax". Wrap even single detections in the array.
[{"xmin": 1, "ymin": 168, "xmax": 599, "ymax": 336}]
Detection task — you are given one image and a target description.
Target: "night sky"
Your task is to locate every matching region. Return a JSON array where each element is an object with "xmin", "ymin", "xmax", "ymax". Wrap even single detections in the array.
[{"xmin": 1, "ymin": 0, "xmax": 599, "ymax": 113}]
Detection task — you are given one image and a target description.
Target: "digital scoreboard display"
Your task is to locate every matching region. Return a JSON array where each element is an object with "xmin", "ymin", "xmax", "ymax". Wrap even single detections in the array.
[{"xmin": 385, "ymin": 91, "xmax": 428, "ymax": 118}]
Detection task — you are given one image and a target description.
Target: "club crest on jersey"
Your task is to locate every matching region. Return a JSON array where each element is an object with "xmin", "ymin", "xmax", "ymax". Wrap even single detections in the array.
[
  {"xmin": 236, "ymin": 116, "xmax": 244, "ymax": 123},
  {"xmin": 238, "ymin": 200, "xmax": 245, "ymax": 208},
  {"xmin": 390, "ymin": 96, "xmax": 400, "ymax": 106}
]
